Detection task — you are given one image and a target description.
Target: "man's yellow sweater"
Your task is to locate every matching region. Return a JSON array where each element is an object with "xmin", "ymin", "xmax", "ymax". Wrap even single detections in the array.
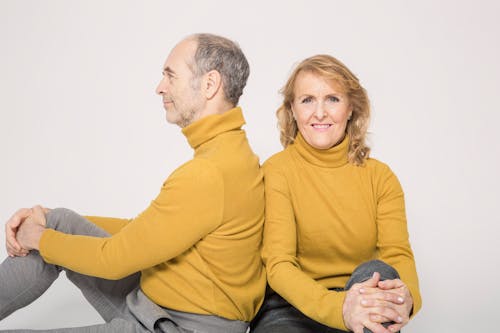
[
  {"xmin": 262, "ymin": 133, "xmax": 421, "ymax": 330},
  {"xmin": 39, "ymin": 108, "xmax": 266, "ymax": 321}
]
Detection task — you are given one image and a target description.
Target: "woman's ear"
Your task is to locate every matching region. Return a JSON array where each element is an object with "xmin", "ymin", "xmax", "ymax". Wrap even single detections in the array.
[{"xmin": 203, "ymin": 70, "xmax": 222, "ymax": 100}]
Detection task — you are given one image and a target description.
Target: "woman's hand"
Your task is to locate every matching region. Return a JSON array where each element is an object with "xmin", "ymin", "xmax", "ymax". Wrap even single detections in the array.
[
  {"xmin": 357, "ymin": 278, "xmax": 413, "ymax": 332},
  {"xmin": 361, "ymin": 278, "xmax": 413, "ymax": 332},
  {"xmin": 343, "ymin": 272, "xmax": 406, "ymax": 333}
]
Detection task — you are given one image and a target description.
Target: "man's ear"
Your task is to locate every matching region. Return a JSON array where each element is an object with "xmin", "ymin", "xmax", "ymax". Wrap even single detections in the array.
[{"xmin": 203, "ymin": 70, "xmax": 222, "ymax": 100}]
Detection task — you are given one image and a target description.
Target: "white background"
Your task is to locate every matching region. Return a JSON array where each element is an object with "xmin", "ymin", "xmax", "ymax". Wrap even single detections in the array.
[{"xmin": 1, "ymin": 0, "xmax": 499, "ymax": 331}]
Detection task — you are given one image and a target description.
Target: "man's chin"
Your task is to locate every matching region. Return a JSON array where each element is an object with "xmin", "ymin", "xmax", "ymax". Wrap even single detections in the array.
[{"xmin": 165, "ymin": 112, "xmax": 179, "ymax": 125}]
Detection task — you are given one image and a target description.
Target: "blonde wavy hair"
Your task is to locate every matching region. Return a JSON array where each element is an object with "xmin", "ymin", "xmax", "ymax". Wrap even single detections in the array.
[{"xmin": 277, "ymin": 54, "xmax": 371, "ymax": 165}]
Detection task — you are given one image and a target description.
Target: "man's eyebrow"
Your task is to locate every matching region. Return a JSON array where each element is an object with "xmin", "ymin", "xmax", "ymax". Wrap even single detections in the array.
[{"xmin": 163, "ymin": 66, "xmax": 176, "ymax": 75}]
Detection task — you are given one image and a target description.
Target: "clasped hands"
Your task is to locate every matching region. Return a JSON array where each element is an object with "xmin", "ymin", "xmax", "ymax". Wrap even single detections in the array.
[
  {"xmin": 5, "ymin": 206, "xmax": 49, "ymax": 256},
  {"xmin": 343, "ymin": 272, "xmax": 413, "ymax": 333}
]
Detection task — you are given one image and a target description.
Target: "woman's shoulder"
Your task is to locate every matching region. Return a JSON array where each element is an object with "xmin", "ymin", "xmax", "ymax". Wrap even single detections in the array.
[
  {"xmin": 364, "ymin": 157, "xmax": 390, "ymax": 170},
  {"xmin": 363, "ymin": 157, "xmax": 403, "ymax": 191}
]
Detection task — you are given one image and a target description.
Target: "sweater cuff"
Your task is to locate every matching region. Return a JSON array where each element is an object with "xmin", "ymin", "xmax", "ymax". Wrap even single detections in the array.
[
  {"xmin": 331, "ymin": 291, "xmax": 348, "ymax": 331},
  {"xmin": 407, "ymin": 283, "xmax": 422, "ymax": 318},
  {"xmin": 319, "ymin": 290, "xmax": 348, "ymax": 331},
  {"xmin": 39, "ymin": 228, "xmax": 59, "ymax": 265}
]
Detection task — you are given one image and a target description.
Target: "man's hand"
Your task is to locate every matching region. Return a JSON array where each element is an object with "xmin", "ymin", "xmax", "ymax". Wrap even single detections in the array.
[
  {"xmin": 16, "ymin": 206, "xmax": 47, "ymax": 251},
  {"xmin": 5, "ymin": 208, "xmax": 32, "ymax": 257},
  {"xmin": 343, "ymin": 272, "xmax": 404, "ymax": 333}
]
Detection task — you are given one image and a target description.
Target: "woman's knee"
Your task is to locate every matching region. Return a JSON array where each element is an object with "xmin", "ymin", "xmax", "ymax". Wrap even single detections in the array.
[{"xmin": 345, "ymin": 260, "xmax": 400, "ymax": 290}]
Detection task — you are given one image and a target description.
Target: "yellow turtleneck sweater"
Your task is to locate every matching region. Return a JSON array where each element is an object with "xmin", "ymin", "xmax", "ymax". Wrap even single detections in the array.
[
  {"xmin": 39, "ymin": 107, "xmax": 266, "ymax": 321},
  {"xmin": 262, "ymin": 133, "xmax": 421, "ymax": 330}
]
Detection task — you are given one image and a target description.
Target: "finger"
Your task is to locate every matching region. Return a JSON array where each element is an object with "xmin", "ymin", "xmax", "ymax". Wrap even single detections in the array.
[
  {"xmin": 365, "ymin": 304, "xmax": 403, "ymax": 325},
  {"xmin": 378, "ymin": 278, "xmax": 404, "ymax": 290},
  {"xmin": 7, "ymin": 245, "xmax": 27, "ymax": 257},
  {"xmin": 357, "ymin": 272, "xmax": 381, "ymax": 290},
  {"xmin": 369, "ymin": 313, "xmax": 392, "ymax": 324},
  {"xmin": 8, "ymin": 208, "xmax": 32, "ymax": 228},
  {"xmin": 351, "ymin": 325, "xmax": 365, "ymax": 333},
  {"xmin": 5, "ymin": 208, "xmax": 32, "ymax": 252},
  {"xmin": 360, "ymin": 290, "xmax": 405, "ymax": 305},
  {"xmin": 361, "ymin": 297, "xmax": 397, "ymax": 311},
  {"xmin": 6, "ymin": 229, "xmax": 22, "ymax": 252},
  {"xmin": 387, "ymin": 322, "xmax": 404, "ymax": 332},
  {"xmin": 363, "ymin": 319, "xmax": 391, "ymax": 333}
]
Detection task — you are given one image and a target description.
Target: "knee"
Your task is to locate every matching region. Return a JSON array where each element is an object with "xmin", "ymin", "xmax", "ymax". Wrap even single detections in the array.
[
  {"xmin": 45, "ymin": 208, "xmax": 79, "ymax": 231},
  {"xmin": 345, "ymin": 260, "xmax": 400, "ymax": 290}
]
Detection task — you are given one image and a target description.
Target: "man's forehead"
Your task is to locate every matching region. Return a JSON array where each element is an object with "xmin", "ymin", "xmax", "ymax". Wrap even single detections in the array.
[{"xmin": 163, "ymin": 38, "xmax": 197, "ymax": 70}]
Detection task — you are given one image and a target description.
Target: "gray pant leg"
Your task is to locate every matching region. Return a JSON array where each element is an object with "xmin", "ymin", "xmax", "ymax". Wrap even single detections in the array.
[
  {"xmin": 46, "ymin": 208, "xmax": 141, "ymax": 322},
  {"xmin": 0, "ymin": 252, "xmax": 59, "ymax": 320},
  {"xmin": 0, "ymin": 318, "xmax": 146, "ymax": 333},
  {"xmin": 0, "ymin": 208, "xmax": 140, "ymax": 327},
  {"xmin": 344, "ymin": 260, "xmax": 400, "ymax": 333}
]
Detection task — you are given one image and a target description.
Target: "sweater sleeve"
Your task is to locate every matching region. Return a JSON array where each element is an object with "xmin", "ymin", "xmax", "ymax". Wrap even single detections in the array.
[
  {"xmin": 39, "ymin": 159, "xmax": 224, "ymax": 280},
  {"xmin": 84, "ymin": 216, "xmax": 131, "ymax": 235},
  {"xmin": 262, "ymin": 161, "xmax": 348, "ymax": 330},
  {"xmin": 375, "ymin": 164, "xmax": 422, "ymax": 316}
]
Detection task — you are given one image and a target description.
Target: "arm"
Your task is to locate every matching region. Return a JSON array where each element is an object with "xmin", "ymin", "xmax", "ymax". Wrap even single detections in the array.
[
  {"xmin": 5, "ymin": 208, "xmax": 32, "ymax": 256},
  {"xmin": 84, "ymin": 216, "xmax": 131, "ymax": 235},
  {"xmin": 262, "ymin": 163, "xmax": 348, "ymax": 330},
  {"xmin": 38, "ymin": 159, "xmax": 224, "ymax": 279},
  {"xmin": 363, "ymin": 164, "xmax": 422, "ymax": 329}
]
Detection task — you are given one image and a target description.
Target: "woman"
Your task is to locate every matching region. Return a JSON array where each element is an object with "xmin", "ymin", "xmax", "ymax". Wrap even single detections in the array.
[{"xmin": 251, "ymin": 55, "xmax": 421, "ymax": 333}]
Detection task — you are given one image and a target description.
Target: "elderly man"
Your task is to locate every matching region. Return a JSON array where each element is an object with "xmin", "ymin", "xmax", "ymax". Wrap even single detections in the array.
[{"xmin": 0, "ymin": 33, "xmax": 265, "ymax": 333}]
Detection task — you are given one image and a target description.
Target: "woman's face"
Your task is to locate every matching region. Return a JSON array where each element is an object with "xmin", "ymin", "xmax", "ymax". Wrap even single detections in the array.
[{"xmin": 292, "ymin": 71, "xmax": 352, "ymax": 150}]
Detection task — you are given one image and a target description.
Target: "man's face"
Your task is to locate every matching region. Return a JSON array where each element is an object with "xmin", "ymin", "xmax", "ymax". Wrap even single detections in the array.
[{"xmin": 156, "ymin": 39, "xmax": 204, "ymax": 127}]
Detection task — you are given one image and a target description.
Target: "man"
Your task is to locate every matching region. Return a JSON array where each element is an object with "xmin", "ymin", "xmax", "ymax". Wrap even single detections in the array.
[{"xmin": 0, "ymin": 33, "xmax": 266, "ymax": 333}]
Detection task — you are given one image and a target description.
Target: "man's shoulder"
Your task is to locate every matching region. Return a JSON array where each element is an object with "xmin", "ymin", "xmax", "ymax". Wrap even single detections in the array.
[{"xmin": 167, "ymin": 158, "xmax": 223, "ymax": 186}]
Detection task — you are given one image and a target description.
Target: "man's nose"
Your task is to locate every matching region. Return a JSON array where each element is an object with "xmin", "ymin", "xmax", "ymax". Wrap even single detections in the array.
[{"xmin": 156, "ymin": 77, "xmax": 168, "ymax": 95}]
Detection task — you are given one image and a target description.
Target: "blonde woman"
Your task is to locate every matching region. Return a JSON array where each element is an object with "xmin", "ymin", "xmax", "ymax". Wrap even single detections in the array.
[{"xmin": 251, "ymin": 55, "xmax": 421, "ymax": 333}]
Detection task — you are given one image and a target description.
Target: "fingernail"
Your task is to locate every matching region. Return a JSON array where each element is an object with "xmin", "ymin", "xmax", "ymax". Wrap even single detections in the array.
[
  {"xmin": 361, "ymin": 299, "xmax": 367, "ymax": 305},
  {"xmin": 359, "ymin": 288, "xmax": 365, "ymax": 294},
  {"xmin": 397, "ymin": 316, "xmax": 403, "ymax": 323}
]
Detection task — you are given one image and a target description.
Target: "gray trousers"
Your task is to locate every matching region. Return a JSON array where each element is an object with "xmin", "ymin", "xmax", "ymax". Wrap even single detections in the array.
[
  {"xmin": 0, "ymin": 208, "xmax": 248, "ymax": 333},
  {"xmin": 250, "ymin": 260, "xmax": 400, "ymax": 333}
]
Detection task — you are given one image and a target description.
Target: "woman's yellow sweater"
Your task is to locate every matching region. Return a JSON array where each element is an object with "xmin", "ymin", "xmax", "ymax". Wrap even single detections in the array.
[
  {"xmin": 262, "ymin": 133, "xmax": 421, "ymax": 330},
  {"xmin": 39, "ymin": 108, "xmax": 266, "ymax": 321}
]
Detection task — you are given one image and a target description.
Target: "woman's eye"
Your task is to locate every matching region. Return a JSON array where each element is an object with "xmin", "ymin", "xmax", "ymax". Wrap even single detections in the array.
[
  {"xmin": 328, "ymin": 96, "xmax": 340, "ymax": 102},
  {"xmin": 301, "ymin": 97, "xmax": 312, "ymax": 103}
]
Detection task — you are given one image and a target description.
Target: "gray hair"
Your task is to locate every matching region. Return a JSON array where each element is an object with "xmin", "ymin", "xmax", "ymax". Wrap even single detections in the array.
[{"xmin": 189, "ymin": 33, "xmax": 249, "ymax": 106}]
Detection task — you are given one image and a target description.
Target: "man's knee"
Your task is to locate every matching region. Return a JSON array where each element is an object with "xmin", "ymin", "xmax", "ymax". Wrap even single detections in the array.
[
  {"xmin": 345, "ymin": 260, "xmax": 400, "ymax": 290},
  {"xmin": 45, "ymin": 208, "xmax": 109, "ymax": 237},
  {"xmin": 46, "ymin": 208, "xmax": 78, "ymax": 230}
]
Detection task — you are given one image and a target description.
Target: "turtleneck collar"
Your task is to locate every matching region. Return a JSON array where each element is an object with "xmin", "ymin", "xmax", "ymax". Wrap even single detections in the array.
[
  {"xmin": 292, "ymin": 132, "xmax": 349, "ymax": 168},
  {"xmin": 182, "ymin": 107, "xmax": 245, "ymax": 149}
]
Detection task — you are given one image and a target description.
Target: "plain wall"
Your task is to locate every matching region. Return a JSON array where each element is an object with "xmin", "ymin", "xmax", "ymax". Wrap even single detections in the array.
[{"xmin": 1, "ymin": 0, "xmax": 499, "ymax": 331}]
